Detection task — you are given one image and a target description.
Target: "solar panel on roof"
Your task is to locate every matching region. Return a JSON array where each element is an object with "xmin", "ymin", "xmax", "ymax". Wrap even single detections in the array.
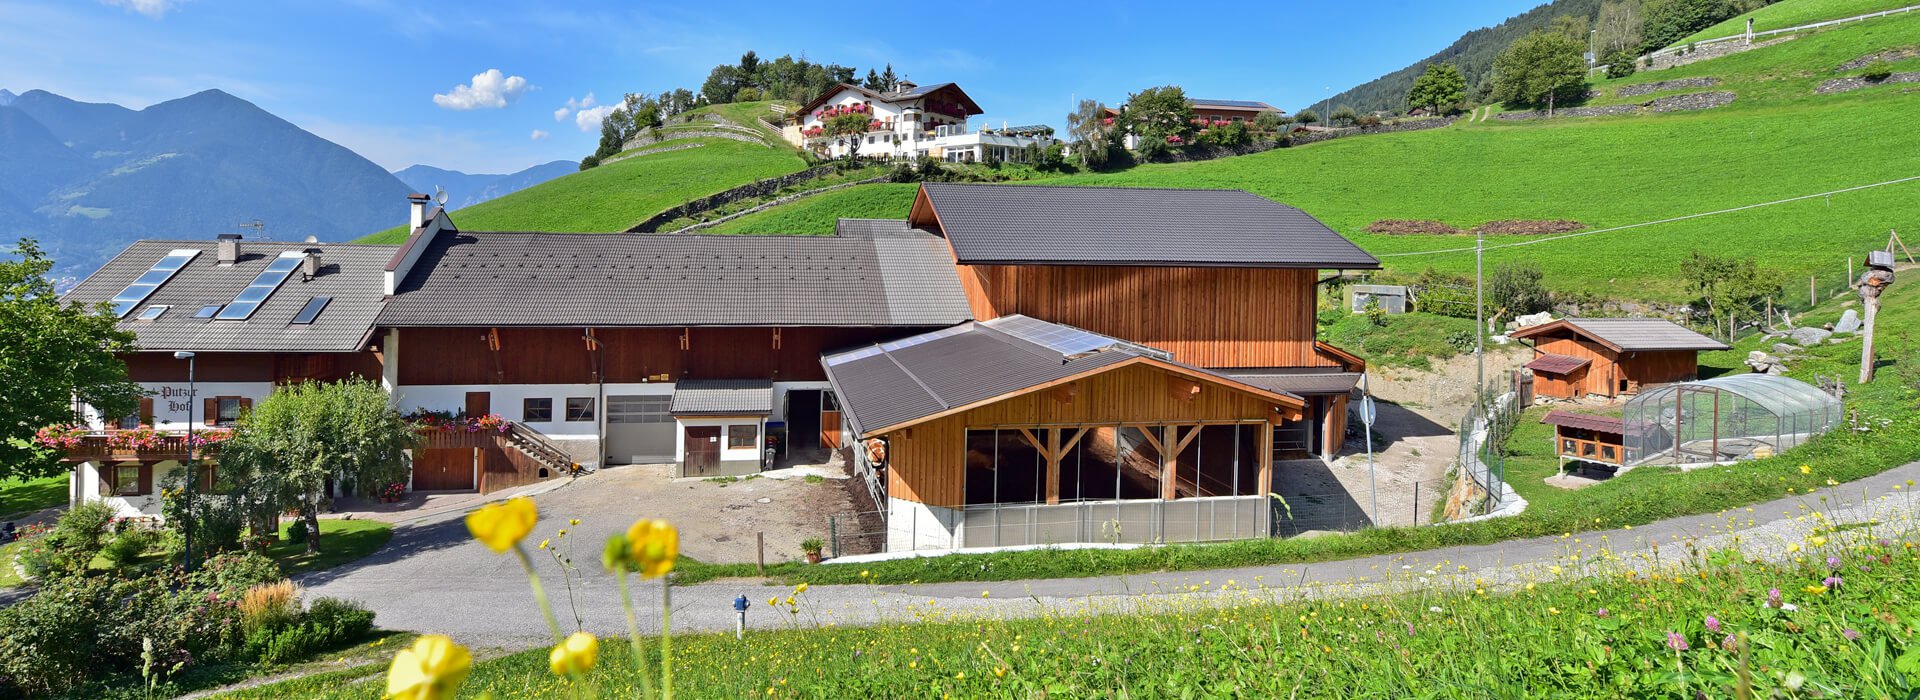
[
  {"xmin": 290, "ymin": 296, "xmax": 331, "ymax": 325},
  {"xmin": 983, "ymin": 315, "xmax": 1174, "ymax": 360},
  {"xmin": 215, "ymin": 251, "xmax": 303, "ymax": 321},
  {"xmin": 106, "ymin": 249, "xmax": 199, "ymax": 318}
]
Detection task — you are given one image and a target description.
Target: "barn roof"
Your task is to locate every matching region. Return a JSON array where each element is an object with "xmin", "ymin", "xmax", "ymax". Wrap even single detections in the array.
[
  {"xmin": 1525, "ymin": 353, "xmax": 1592, "ymax": 375},
  {"xmin": 1513, "ymin": 318, "xmax": 1730, "ymax": 353},
  {"xmin": 908, "ymin": 183, "xmax": 1380, "ymax": 269}
]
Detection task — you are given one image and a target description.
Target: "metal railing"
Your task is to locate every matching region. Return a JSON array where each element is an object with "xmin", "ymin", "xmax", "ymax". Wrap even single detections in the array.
[{"xmin": 1646, "ymin": 4, "xmax": 1920, "ymax": 57}]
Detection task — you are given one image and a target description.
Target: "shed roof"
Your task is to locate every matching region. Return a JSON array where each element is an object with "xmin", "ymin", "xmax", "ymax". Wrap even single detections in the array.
[
  {"xmin": 1191, "ymin": 99, "xmax": 1280, "ymax": 111},
  {"xmin": 1525, "ymin": 353, "xmax": 1592, "ymax": 376},
  {"xmin": 378, "ymin": 222, "xmax": 971, "ymax": 328},
  {"xmin": 670, "ymin": 379, "xmax": 774, "ymax": 415},
  {"xmin": 1225, "ymin": 369, "xmax": 1361, "ymax": 396},
  {"xmin": 1542, "ymin": 410, "xmax": 1626, "ymax": 434},
  {"xmin": 908, "ymin": 183, "xmax": 1380, "ymax": 269},
  {"xmin": 1513, "ymin": 318, "xmax": 1730, "ymax": 352},
  {"xmin": 64, "ymin": 239, "xmax": 394, "ymax": 352},
  {"xmin": 821, "ymin": 316, "xmax": 1304, "ymax": 437}
]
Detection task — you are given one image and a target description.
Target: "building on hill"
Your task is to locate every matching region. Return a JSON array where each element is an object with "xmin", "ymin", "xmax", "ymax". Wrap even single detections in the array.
[
  {"xmin": 783, "ymin": 80, "xmax": 1056, "ymax": 163},
  {"xmin": 1189, "ymin": 98, "xmax": 1284, "ymax": 124},
  {"xmin": 1513, "ymin": 318, "xmax": 1730, "ymax": 400},
  {"xmin": 55, "ymin": 185, "xmax": 1386, "ymax": 555}
]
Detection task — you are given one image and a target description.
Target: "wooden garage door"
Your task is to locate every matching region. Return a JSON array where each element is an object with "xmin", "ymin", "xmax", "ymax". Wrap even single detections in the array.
[{"xmin": 414, "ymin": 448, "xmax": 476, "ymax": 491}]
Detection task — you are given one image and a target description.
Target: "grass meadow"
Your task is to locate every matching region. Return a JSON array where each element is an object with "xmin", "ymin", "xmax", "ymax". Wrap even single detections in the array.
[{"xmin": 1675, "ymin": 0, "xmax": 1918, "ymax": 46}]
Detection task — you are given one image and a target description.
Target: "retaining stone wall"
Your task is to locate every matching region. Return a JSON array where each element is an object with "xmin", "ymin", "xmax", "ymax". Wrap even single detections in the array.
[
  {"xmin": 1615, "ymin": 76, "xmax": 1720, "ymax": 97},
  {"xmin": 627, "ymin": 165, "xmax": 841, "ymax": 233},
  {"xmin": 1648, "ymin": 36, "xmax": 1794, "ymax": 70},
  {"xmin": 1815, "ymin": 72, "xmax": 1920, "ymax": 94},
  {"xmin": 1495, "ymin": 91, "xmax": 1734, "ymax": 120}
]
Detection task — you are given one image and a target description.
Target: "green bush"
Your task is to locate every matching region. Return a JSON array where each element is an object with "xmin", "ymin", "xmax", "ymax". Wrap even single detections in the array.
[
  {"xmin": 250, "ymin": 598, "xmax": 376, "ymax": 665},
  {"xmin": 1487, "ymin": 260, "xmax": 1553, "ymax": 318},
  {"xmin": 190, "ymin": 550, "xmax": 286, "ymax": 595},
  {"xmin": 1604, "ymin": 49, "xmax": 1637, "ymax": 79},
  {"xmin": 1862, "ymin": 60, "xmax": 1894, "ymax": 82},
  {"xmin": 0, "ymin": 574, "xmax": 114, "ymax": 695},
  {"xmin": 284, "ymin": 517, "xmax": 309, "ymax": 544},
  {"xmin": 37, "ymin": 500, "xmax": 116, "ymax": 576},
  {"xmin": 101, "ymin": 526, "xmax": 156, "ymax": 567}
]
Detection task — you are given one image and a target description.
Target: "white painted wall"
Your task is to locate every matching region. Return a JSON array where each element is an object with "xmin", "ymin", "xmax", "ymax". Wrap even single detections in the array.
[
  {"xmin": 72, "ymin": 460, "xmax": 184, "ymax": 518},
  {"xmin": 886, "ymin": 497, "xmax": 961, "ymax": 551},
  {"xmin": 672, "ymin": 417, "xmax": 767, "ymax": 465},
  {"xmin": 82, "ymin": 381, "xmax": 275, "ymax": 431},
  {"xmin": 394, "ymin": 383, "xmax": 607, "ymax": 437}
]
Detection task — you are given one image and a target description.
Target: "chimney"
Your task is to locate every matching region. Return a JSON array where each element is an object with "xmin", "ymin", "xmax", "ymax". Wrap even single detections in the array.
[
  {"xmin": 216, "ymin": 233, "xmax": 242, "ymax": 265},
  {"xmin": 301, "ymin": 248, "xmax": 321, "ymax": 280},
  {"xmin": 407, "ymin": 192, "xmax": 432, "ymax": 231}
]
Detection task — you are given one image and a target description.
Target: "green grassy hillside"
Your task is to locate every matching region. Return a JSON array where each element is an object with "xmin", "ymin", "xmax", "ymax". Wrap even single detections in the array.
[
  {"xmin": 717, "ymin": 12, "xmax": 1920, "ymax": 302},
  {"xmin": 1674, "ymin": 0, "xmax": 1915, "ymax": 46},
  {"xmin": 360, "ymin": 102, "xmax": 806, "ymax": 242}
]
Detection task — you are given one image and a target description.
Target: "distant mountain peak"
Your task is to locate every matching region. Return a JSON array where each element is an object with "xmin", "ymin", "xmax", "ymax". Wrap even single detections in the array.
[{"xmin": 0, "ymin": 89, "xmax": 15, "ymax": 106}]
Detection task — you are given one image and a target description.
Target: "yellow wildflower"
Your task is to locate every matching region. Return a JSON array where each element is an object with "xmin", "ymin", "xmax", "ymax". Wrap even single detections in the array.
[
  {"xmin": 1799, "ymin": 464, "xmax": 1811, "ymax": 474},
  {"xmin": 384, "ymin": 634, "xmax": 471, "ymax": 700},
  {"xmin": 1811, "ymin": 536, "xmax": 1828, "ymax": 547},
  {"xmin": 465, "ymin": 497, "xmax": 537, "ymax": 554},
  {"xmin": 794, "ymin": 583, "xmax": 809, "ymax": 594},
  {"xmin": 548, "ymin": 632, "xmax": 599, "ymax": 677},
  {"xmin": 625, "ymin": 518, "xmax": 679, "ymax": 578}
]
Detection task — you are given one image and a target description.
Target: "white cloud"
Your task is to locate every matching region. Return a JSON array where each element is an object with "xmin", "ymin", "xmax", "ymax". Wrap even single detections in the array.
[
  {"xmin": 574, "ymin": 104, "xmax": 622, "ymax": 132},
  {"xmin": 432, "ymin": 69, "xmax": 531, "ymax": 110},
  {"xmin": 553, "ymin": 92, "xmax": 597, "ymax": 122},
  {"xmin": 530, "ymin": 129, "xmax": 549, "ymax": 141},
  {"xmin": 101, "ymin": 0, "xmax": 188, "ymax": 18}
]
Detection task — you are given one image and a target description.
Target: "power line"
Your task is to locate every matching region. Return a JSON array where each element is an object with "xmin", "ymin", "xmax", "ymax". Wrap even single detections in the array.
[{"xmin": 1375, "ymin": 174, "xmax": 1920, "ymax": 258}]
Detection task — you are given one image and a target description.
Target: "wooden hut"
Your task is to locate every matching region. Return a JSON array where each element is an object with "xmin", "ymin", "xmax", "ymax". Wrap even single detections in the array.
[
  {"xmin": 1513, "ymin": 318, "xmax": 1728, "ymax": 399},
  {"xmin": 1541, "ymin": 410, "xmax": 1626, "ymax": 472}
]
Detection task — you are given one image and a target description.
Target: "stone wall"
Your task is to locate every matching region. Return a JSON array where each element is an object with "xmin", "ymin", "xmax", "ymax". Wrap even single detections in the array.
[
  {"xmin": 1494, "ymin": 91, "xmax": 1735, "ymax": 120},
  {"xmin": 668, "ymin": 176, "xmax": 888, "ymax": 234},
  {"xmin": 621, "ymin": 127, "xmax": 769, "ymax": 151},
  {"xmin": 1615, "ymin": 76, "xmax": 1720, "ymax": 97},
  {"xmin": 1647, "ymin": 36, "xmax": 1794, "ymax": 70},
  {"xmin": 1815, "ymin": 72, "xmax": 1920, "ymax": 94},
  {"xmin": 627, "ymin": 165, "xmax": 841, "ymax": 233},
  {"xmin": 600, "ymin": 141, "xmax": 705, "ymax": 165}
]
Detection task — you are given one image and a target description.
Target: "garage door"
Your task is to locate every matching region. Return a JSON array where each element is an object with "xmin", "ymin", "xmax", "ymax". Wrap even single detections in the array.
[
  {"xmin": 413, "ymin": 448, "xmax": 476, "ymax": 491},
  {"xmin": 606, "ymin": 395, "xmax": 674, "ymax": 465}
]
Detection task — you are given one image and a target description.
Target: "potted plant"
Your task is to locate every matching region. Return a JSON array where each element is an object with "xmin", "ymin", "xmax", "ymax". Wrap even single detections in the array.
[
  {"xmin": 801, "ymin": 537, "xmax": 825, "ymax": 564},
  {"xmin": 380, "ymin": 482, "xmax": 406, "ymax": 503}
]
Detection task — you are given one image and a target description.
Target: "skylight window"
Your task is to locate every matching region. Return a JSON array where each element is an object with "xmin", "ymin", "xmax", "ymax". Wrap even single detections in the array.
[
  {"xmin": 290, "ymin": 296, "xmax": 331, "ymax": 325},
  {"xmin": 136, "ymin": 305, "xmax": 169, "ymax": 321},
  {"xmin": 108, "ymin": 249, "xmax": 199, "ymax": 318},
  {"xmin": 214, "ymin": 251, "xmax": 304, "ymax": 321},
  {"xmin": 195, "ymin": 304, "xmax": 222, "ymax": 318}
]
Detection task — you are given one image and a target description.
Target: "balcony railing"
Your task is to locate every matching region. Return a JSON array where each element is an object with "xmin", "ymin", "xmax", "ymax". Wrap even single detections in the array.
[{"xmin": 49, "ymin": 432, "xmax": 223, "ymax": 463}]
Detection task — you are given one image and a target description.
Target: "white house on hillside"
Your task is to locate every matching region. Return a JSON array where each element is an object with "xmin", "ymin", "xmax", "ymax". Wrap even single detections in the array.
[{"xmin": 783, "ymin": 81, "xmax": 1055, "ymax": 163}]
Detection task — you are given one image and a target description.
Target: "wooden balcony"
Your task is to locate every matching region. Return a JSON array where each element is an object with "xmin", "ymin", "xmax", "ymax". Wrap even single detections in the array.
[
  {"xmin": 416, "ymin": 428, "xmax": 505, "ymax": 450},
  {"xmin": 54, "ymin": 433, "xmax": 218, "ymax": 463}
]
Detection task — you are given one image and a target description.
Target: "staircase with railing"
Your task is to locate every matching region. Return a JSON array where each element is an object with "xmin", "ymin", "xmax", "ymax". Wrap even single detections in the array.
[{"xmin": 503, "ymin": 422, "xmax": 577, "ymax": 475}]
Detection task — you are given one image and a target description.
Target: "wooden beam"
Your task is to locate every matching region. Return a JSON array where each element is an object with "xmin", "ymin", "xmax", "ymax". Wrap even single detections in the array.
[
  {"xmin": 1044, "ymin": 428, "xmax": 1062, "ymax": 505},
  {"xmin": 1171, "ymin": 424, "xmax": 1203, "ymax": 456},
  {"xmin": 1257, "ymin": 423, "xmax": 1274, "ymax": 502},
  {"xmin": 1135, "ymin": 425, "xmax": 1165, "ymax": 456},
  {"xmin": 1016, "ymin": 428, "xmax": 1045, "ymax": 455},
  {"xmin": 1059, "ymin": 426, "xmax": 1090, "ymax": 456},
  {"xmin": 1160, "ymin": 426, "xmax": 1179, "ymax": 500}
]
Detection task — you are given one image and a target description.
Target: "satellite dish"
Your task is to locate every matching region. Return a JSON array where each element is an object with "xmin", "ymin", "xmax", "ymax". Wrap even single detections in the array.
[{"xmin": 434, "ymin": 188, "xmax": 449, "ymax": 206}]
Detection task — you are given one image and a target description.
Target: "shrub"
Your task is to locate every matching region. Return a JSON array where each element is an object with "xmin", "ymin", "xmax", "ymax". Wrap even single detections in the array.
[
  {"xmin": 192, "ymin": 550, "xmax": 286, "ymax": 596},
  {"xmin": 159, "ymin": 468, "xmax": 248, "ymax": 554},
  {"xmin": 1862, "ymin": 60, "xmax": 1894, "ymax": 82},
  {"xmin": 1604, "ymin": 49, "xmax": 1638, "ymax": 79},
  {"xmin": 285, "ymin": 516, "xmax": 309, "ymax": 544},
  {"xmin": 1354, "ymin": 114, "xmax": 1383, "ymax": 128},
  {"xmin": 1446, "ymin": 329, "xmax": 1479, "ymax": 351},
  {"xmin": 1487, "ymin": 261, "xmax": 1554, "ymax": 317},
  {"xmin": 251, "ymin": 598, "xmax": 375, "ymax": 665},
  {"xmin": 37, "ymin": 500, "xmax": 117, "ymax": 575},
  {"xmin": 239, "ymin": 580, "xmax": 302, "ymax": 638},
  {"xmin": 101, "ymin": 526, "xmax": 156, "ymax": 567},
  {"xmin": 0, "ymin": 573, "xmax": 117, "ymax": 695},
  {"xmin": 1195, "ymin": 121, "xmax": 1251, "ymax": 148}
]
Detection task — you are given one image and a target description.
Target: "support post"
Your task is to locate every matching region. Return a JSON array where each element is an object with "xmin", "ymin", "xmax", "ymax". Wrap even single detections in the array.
[
  {"xmin": 756, "ymin": 531, "xmax": 766, "ymax": 575},
  {"xmin": 1860, "ymin": 293, "xmax": 1880, "ymax": 384}
]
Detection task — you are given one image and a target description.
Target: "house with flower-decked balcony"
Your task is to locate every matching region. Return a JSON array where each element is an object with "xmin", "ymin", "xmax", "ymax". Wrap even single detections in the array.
[{"xmin": 783, "ymin": 80, "xmax": 1056, "ymax": 163}]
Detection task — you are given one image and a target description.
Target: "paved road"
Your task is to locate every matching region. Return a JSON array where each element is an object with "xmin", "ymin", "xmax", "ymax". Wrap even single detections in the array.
[{"xmin": 301, "ymin": 460, "xmax": 1920, "ymax": 650}]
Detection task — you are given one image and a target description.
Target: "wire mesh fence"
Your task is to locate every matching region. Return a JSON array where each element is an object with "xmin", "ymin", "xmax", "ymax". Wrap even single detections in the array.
[{"xmin": 1454, "ymin": 368, "xmax": 1528, "ymax": 518}]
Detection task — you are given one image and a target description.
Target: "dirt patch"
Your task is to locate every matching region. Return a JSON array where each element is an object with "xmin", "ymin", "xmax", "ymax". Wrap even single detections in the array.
[
  {"xmin": 1365, "ymin": 345, "xmax": 1532, "ymax": 426},
  {"xmin": 1366, "ymin": 219, "xmax": 1461, "ymax": 234},
  {"xmin": 1838, "ymin": 46, "xmax": 1920, "ymax": 71},
  {"xmin": 1473, "ymin": 219, "xmax": 1586, "ymax": 236}
]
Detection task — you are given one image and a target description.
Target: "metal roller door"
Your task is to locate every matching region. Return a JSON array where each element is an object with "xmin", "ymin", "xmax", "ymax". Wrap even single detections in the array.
[{"xmin": 606, "ymin": 395, "xmax": 674, "ymax": 465}]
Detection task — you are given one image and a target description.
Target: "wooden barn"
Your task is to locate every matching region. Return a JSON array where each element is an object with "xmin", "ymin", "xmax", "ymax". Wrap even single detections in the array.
[{"xmin": 1513, "ymin": 318, "xmax": 1728, "ymax": 400}]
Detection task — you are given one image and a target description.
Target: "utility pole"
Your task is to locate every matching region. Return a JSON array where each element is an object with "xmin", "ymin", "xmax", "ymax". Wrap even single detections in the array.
[{"xmin": 175, "ymin": 351, "xmax": 197, "ymax": 571}]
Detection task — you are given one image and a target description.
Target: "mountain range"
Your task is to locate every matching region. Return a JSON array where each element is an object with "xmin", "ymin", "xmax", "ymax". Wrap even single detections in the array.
[
  {"xmin": 0, "ymin": 88, "xmax": 571, "ymax": 282},
  {"xmin": 394, "ymin": 161, "xmax": 576, "ymax": 211}
]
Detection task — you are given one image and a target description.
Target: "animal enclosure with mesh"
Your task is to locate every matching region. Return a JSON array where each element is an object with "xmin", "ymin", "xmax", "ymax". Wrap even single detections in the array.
[{"xmin": 1622, "ymin": 374, "xmax": 1841, "ymax": 466}]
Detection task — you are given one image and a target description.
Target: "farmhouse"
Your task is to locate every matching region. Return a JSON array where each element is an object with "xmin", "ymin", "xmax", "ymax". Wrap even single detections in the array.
[
  {"xmin": 1189, "ymin": 98, "xmax": 1283, "ymax": 123},
  {"xmin": 1513, "ymin": 318, "xmax": 1729, "ymax": 400},
  {"xmin": 55, "ymin": 185, "xmax": 1380, "ymax": 553},
  {"xmin": 782, "ymin": 80, "xmax": 1056, "ymax": 162}
]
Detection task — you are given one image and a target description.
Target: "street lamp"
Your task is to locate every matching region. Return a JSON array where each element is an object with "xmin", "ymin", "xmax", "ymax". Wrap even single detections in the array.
[{"xmin": 174, "ymin": 350, "xmax": 196, "ymax": 571}]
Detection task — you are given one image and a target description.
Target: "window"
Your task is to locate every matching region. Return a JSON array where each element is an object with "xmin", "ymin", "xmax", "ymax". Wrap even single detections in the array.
[
  {"xmin": 214, "ymin": 397, "xmax": 243, "ymax": 425},
  {"xmin": 113, "ymin": 464, "xmax": 145, "ymax": 496},
  {"xmin": 728, "ymin": 424, "xmax": 758, "ymax": 449},
  {"xmin": 116, "ymin": 411, "xmax": 141, "ymax": 430},
  {"xmin": 195, "ymin": 304, "xmax": 223, "ymax": 318},
  {"xmin": 523, "ymin": 398, "xmax": 553, "ymax": 422},
  {"xmin": 290, "ymin": 296, "xmax": 331, "ymax": 325},
  {"xmin": 607, "ymin": 395, "xmax": 671, "ymax": 424},
  {"xmin": 565, "ymin": 397, "xmax": 595, "ymax": 422},
  {"xmin": 136, "ymin": 305, "xmax": 169, "ymax": 321}
]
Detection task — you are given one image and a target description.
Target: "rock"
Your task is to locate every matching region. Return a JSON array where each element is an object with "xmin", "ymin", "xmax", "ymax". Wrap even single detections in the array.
[
  {"xmin": 1746, "ymin": 351, "xmax": 1790, "ymax": 375},
  {"xmin": 1790, "ymin": 327, "xmax": 1832, "ymax": 346},
  {"xmin": 1514, "ymin": 312, "xmax": 1555, "ymax": 329},
  {"xmin": 1771, "ymin": 343, "xmax": 1801, "ymax": 356},
  {"xmin": 1834, "ymin": 309, "xmax": 1861, "ymax": 334}
]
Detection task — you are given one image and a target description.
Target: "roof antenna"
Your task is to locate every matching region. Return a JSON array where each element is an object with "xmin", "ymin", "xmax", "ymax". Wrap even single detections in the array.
[{"xmin": 238, "ymin": 219, "xmax": 265, "ymax": 240}]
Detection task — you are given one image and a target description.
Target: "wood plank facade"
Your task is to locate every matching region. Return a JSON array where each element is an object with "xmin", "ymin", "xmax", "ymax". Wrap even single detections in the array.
[
  {"xmin": 953, "ymin": 264, "xmax": 1338, "ymax": 369},
  {"xmin": 885, "ymin": 362, "xmax": 1292, "ymax": 509},
  {"xmin": 1529, "ymin": 334, "xmax": 1702, "ymax": 399},
  {"xmin": 394, "ymin": 326, "xmax": 922, "ymax": 385}
]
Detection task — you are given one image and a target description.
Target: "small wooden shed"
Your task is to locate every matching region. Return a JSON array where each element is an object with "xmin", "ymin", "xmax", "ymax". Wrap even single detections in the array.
[
  {"xmin": 1541, "ymin": 410, "xmax": 1626, "ymax": 470},
  {"xmin": 1513, "ymin": 318, "xmax": 1729, "ymax": 399}
]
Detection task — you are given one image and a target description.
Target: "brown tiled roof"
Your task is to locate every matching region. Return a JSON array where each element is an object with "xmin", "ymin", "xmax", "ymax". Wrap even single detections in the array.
[
  {"xmin": 1541, "ymin": 410, "xmax": 1625, "ymax": 434},
  {"xmin": 1525, "ymin": 353, "xmax": 1592, "ymax": 375}
]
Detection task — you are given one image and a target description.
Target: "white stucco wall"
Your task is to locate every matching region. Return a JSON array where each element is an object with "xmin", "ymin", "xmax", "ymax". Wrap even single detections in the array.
[
  {"xmin": 82, "ymin": 381, "xmax": 274, "ymax": 431},
  {"xmin": 72, "ymin": 460, "xmax": 185, "ymax": 519}
]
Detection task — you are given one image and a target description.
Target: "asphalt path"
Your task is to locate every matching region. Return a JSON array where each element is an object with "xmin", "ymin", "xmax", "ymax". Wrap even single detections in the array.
[{"xmin": 300, "ymin": 460, "xmax": 1920, "ymax": 650}]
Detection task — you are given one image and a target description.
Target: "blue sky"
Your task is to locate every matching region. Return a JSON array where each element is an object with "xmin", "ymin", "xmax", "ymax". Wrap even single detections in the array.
[{"xmin": 1, "ymin": 0, "xmax": 1544, "ymax": 174}]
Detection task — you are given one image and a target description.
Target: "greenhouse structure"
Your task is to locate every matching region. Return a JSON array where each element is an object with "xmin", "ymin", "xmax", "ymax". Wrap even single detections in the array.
[{"xmin": 1622, "ymin": 374, "xmax": 1842, "ymax": 467}]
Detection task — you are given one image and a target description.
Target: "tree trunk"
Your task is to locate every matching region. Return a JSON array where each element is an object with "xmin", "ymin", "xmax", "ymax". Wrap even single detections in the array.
[{"xmin": 303, "ymin": 497, "xmax": 323, "ymax": 554}]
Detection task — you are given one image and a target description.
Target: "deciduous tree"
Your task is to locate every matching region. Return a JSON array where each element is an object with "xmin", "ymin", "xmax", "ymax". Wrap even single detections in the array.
[
  {"xmin": 1407, "ymin": 63, "xmax": 1467, "ymax": 115},
  {"xmin": 1121, "ymin": 86, "xmax": 1194, "ymax": 153},
  {"xmin": 1491, "ymin": 30, "xmax": 1589, "ymax": 114},
  {"xmin": 1681, "ymin": 250, "xmax": 1781, "ymax": 340},
  {"xmin": 0, "ymin": 239, "xmax": 141, "ymax": 489},
  {"xmin": 823, "ymin": 111, "xmax": 872, "ymax": 161},
  {"xmin": 1065, "ymin": 99, "xmax": 1120, "ymax": 170},
  {"xmin": 219, "ymin": 378, "xmax": 414, "ymax": 553},
  {"xmin": 1595, "ymin": 0, "xmax": 1644, "ymax": 54}
]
